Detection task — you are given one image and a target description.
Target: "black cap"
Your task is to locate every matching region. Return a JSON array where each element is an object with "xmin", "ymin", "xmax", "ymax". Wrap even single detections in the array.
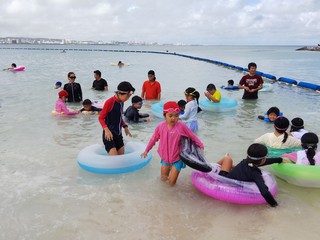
[{"xmin": 116, "ymin": 81, "xmax": 135, "ymax": 93}]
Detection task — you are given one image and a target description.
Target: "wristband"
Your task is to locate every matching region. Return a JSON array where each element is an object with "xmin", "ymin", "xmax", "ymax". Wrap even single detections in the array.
[{"xmin": 123, "ymin": 124, "xmax": 128, "ymax": 129}]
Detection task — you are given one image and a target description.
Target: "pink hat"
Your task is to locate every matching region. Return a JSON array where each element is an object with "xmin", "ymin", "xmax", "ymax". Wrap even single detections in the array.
[
  {"xmin": 163, "ymin": 101, "xmax": 180, "ymax": 114},
  {"xmin": 58, "ymin": 90, "xmax": 68, "ymax": 98}
]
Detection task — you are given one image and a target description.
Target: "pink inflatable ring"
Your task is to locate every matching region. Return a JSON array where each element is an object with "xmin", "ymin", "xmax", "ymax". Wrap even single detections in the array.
[{"xmin": 191, "ymin": 163, "xmax": 278, "ymax": 204}]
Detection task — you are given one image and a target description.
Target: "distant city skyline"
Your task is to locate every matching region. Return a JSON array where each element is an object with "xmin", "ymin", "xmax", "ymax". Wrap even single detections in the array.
[{"xmin": 1, "ymin": 0, "xmax": 320, "ymax": 45}]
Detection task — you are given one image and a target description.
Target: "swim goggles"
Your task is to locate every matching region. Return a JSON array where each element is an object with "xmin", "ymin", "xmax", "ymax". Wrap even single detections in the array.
[
  {"xmin": 163, "ymin": 108, "xmax": 180, "ymax": 113},
  {"xmin": 116, "ymin": 90, "xmax": 134, "ymax": 94},
  {"xmin": 184, "ymin": 89, "xmax": 196, "ymax": 96},
  {"xmin": 247, "ymin": 154, "xmax": 267, "ymax": 161}
]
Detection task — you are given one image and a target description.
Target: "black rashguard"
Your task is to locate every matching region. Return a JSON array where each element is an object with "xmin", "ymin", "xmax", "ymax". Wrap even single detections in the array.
[
  {"xmin": 124, "ymin": 106, "xmax": 148, "ymax": 123},
  {"xmin": 225, "ymin": 158, "xmax": 282, "ymax": 207},
  {"xmin": 63, "ymin": 82, "xmax": 82, "ymax": 102}
]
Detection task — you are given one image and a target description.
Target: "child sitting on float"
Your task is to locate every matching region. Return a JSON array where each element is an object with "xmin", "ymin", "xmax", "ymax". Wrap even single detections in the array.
[
  {"xmin": 179, "ymin": 87, "xmax": 201, "ymax": 132},
  {"xmin": 282, "ymin": 132, "xmax": 320, "ymax": 165},
  {"xmin": 217, "ymin": 143, "xmax": 289, "ymax": 207},
  {"xmin": 258, "ymin": 106, "xmax": 282, "ymax": 122},
  {"xmin": 54, "ymin": 90, "xmax": 78, "ymax": 115},
  {"xmin": 289, "ymin": 117, "xmax": 309, "ymax": 139},
  {"xmin": 254, "ymin": 116, "xmax": 301, "ymax": 148}
]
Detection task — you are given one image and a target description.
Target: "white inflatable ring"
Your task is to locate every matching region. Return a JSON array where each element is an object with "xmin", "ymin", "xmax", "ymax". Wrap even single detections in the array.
[{"xmin": 77, "ymin": 141, "xmax": 152, "ymax": 174}]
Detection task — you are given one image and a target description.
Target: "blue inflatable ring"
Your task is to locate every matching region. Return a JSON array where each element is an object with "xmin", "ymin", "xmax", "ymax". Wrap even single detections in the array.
[
  {"xmin": 151, "ymin": 102, "xmax": 164, "ymax": 118},
  {"xmin": 199, "ymin": 98, "xmax": 238, "ymax": 112},
  {"xmin": 77, "ymin": 141, "xmax": 152, "ymax": 174}
]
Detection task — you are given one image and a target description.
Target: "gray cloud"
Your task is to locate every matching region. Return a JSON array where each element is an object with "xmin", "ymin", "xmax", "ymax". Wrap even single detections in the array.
[{"xmin": 0, "ymin": 0, "xmax": 319, "ymax": 45}]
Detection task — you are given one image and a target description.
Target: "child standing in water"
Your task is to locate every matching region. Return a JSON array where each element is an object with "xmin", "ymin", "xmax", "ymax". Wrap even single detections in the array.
[
  {"xmin": 99, "ymin": 81, "xmax": 135, "ymax": 155},
  {"xmin": 180, "ymin": 87, "xmax": 201, "ymax": 132},
  {"xmin": 141, "ymin": 101, "xmax": 204, "ymax": 186}
]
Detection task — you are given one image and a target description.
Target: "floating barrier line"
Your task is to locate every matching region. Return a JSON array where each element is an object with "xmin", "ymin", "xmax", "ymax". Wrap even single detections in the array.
[{"xmin": 1, "ymin": 46, "xmax": 319, "ymax": 92}]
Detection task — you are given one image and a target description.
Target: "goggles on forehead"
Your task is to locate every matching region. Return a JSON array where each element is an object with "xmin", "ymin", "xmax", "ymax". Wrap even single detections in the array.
[
  {"xmin": 117, "ymin": 90, "xmax": 134, "ymax": 95},
  {"xmin": 247, "ymin": 154, "xmax": 267, "ymax": 161},
  {"xmin": 184, "ymin": 90, "xmax": 196, "ymax": 96},
  {"xmin": 163, "ymin": 108, "xmax": 180, "ymax": 114}
]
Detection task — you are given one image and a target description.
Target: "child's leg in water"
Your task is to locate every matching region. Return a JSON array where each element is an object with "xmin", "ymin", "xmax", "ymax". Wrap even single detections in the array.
[
  {"xmin": 168, "ymin": 166, "xmax": 180, "ymax": 186},
  {"xmin": 161, "ymin": 165, "xmax": 180, "ymax": 186},
  {"xmin": 161, "ymin": 165, "xmax": 171, "ymax": 181},
  {"xmin": 217, "ymin": 153, "xmax": 233, "ymax": 173}
]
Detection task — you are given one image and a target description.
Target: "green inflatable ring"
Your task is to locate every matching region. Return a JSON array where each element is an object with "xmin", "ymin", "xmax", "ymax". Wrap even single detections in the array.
[{"xmin": 269, "ymin": 162, "xmax": 320, "ymax": 188}]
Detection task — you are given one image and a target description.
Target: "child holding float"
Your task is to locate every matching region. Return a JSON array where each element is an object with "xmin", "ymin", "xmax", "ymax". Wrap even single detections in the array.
[
  {"xmin": 179, "ymin": 87, "xmax": 201, "ymax": 132},
  {"xmin": 254, "ymin": 116, "xmax": 301, "ymax": 148},
  {"xmin": 141, "ymin": 101, "xmax": 204, "ymax": 186},
  {"xmin": 79, "ymin": 99, "xmax": 102, "ymax": 114},
  {"xmin": 98, "ymin": 81, "xmax": 135, "ymax": 155},
  {"xmin": 258, "ymin": 106, "xmax": 281, "ymax": 122},
  {"xmin": 217, "ymin": 143, "xmax": 289, "ymax": 207},
  {"xmin": 54, "ymin": 90, "xmax": 78, "ymax": 115}
]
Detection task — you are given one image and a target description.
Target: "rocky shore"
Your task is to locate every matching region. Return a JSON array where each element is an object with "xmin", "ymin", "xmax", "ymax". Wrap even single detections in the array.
[{"xmin": 296, "ymin": 45, "xmax": 320, "ymax": 51}]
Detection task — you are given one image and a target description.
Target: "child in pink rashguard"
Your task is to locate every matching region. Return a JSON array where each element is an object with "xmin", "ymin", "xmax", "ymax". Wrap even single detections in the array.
[
  {"xmin": 55, "ymin": 90, "xmax": 78, "ymax": 115},
  {"xmin": 141, "ymin": 101, "xmax": 204, "ymax": 186}
]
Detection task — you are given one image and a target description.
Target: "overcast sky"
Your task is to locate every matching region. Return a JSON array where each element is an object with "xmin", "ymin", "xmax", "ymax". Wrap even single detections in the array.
[{"xmin": 1, "ymin": 0, "xmax": 319, "ymax": 45}]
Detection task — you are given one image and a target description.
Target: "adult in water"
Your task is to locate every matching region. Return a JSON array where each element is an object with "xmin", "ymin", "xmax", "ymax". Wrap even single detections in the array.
[
  {"xmin": 238, "ymin": 62, "xmax": 263, "ymax": 99},
  {"xmin": 141, "ymin": 70, "xmax": 161, "ymax": 100},
  {"xmin": 92, "ymin": 70, "xmax": 108, "ymax": 91},
  {"xmin": 63, "ymin": 72, "xmax": 83, "ymax": 102}
]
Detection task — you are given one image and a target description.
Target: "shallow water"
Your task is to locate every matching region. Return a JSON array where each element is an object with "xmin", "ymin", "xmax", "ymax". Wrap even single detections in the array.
[{"xmin": 0, "ymin": 45, "xmax": 320, "ymax": 240}]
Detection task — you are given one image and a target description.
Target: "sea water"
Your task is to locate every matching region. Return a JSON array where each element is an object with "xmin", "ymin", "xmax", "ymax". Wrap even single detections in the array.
[{"xmin": 0, "ymin": 45, "xmax": 320, "ymax": 240}]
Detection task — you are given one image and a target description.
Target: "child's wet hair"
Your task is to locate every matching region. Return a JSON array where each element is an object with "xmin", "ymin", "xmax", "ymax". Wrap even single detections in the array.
[
  {"xmin": 82, "ymin": 99, "xmax": 92, "ymax": 105},
  {"xmin": 177, "ymin": 99, "xmax": 187, "ymax": 108},
  {"xmin": 227, "ymin": 79, "xmax": 234, "ymax": 85},
  {"xmin": 301, "ymin": 132, "xmax": 318, "ymax": 165},
  {"xmin": 247, "ymin": 143, "xmax": 268, "ymax": 165},
  {"xmin": 206, "ymin": 84, "xmax": 216, "ymax": 91},
  {"xmin": 267, "ymin": 107, "xmax": 280, "ymax": 116},
  {"xmin": 290, "ymin": 117, "xmax": 304, "ymax": 132},
  {"xmin": 274, "ymin": 116, "xmax": 289, "ymax": 143}
]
